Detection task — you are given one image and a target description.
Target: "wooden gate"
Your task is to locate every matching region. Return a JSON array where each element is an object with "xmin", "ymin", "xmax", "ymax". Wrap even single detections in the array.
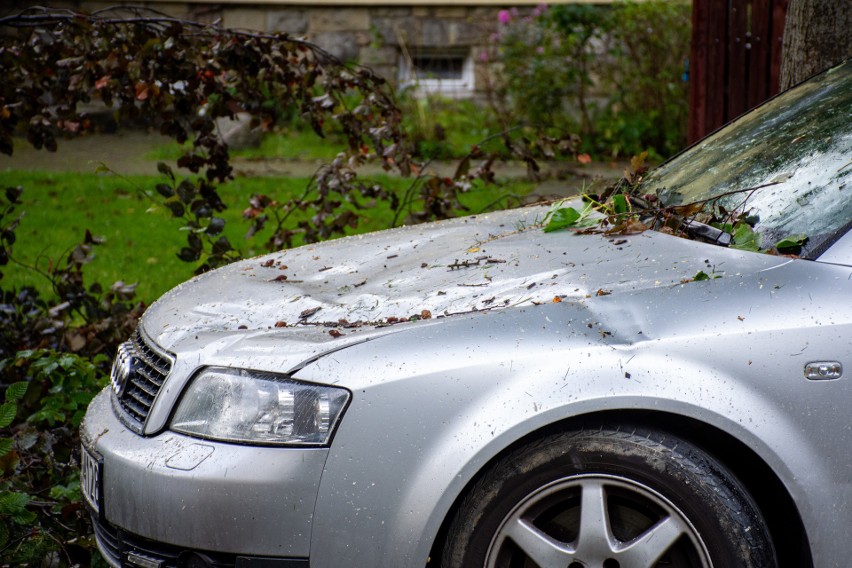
[{"xmin": 689, "ymin": 0, "xmax": 788, "ymax": 143}]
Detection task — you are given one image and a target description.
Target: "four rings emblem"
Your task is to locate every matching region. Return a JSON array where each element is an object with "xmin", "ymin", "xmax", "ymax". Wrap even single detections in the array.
[{"xmin": 111, "ymin": 342, "xmax": 135, "ymax": 397}]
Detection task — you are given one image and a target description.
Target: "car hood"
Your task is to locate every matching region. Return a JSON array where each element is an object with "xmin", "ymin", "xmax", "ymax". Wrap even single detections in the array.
[{"xmin": 141, "ymin": 204, "xmax": 788, "ymax": 355}]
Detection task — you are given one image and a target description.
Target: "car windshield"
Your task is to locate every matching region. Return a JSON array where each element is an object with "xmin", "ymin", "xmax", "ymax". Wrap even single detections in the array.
[{"xmin": 642, "ymin": 60, "xmax": 852, "ymax": 258}]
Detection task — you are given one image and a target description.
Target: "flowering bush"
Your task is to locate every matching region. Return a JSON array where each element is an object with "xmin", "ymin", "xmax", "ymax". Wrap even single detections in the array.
[{"xmin": 486, "ymin": 1, "xmax": 691, "ymax": 159}]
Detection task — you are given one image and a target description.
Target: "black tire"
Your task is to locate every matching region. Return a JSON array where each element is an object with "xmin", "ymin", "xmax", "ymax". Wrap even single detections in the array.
[{"xmin": 441, "ymin": 425, "xmax": 776, "ymax": 568}]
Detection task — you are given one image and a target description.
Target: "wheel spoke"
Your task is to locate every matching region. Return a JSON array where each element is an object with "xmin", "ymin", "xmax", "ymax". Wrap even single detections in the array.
[
  {"xmin": 574, "ymin": 479, "xmax": 616, "ymax": 558},
  {"xmin": 487, "ymin": 473, "xmax": 715, "ymax": 568},
  {"xmin": 503, "ymin": 518, "xmax": 574, "ymax": 568},
  {"xmin": 615, "ymin": 514, "xmax": 689, "ymax": 567}
]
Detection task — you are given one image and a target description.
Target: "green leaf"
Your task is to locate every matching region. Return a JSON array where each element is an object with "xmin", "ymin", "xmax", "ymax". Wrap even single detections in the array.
[
  {"xmin": 730, "ymin": 222, "xmax": 761, "ymax": 252},
  {"xmin": 612, "ymin": 194, "xmax": 629, "ymax": 214},
  {"xmin": 0, "ymin": 437, "xmax": 13, "ymax": 457},
  {"xmin": 693, "ymin": 271, "xmax": 711, "ymax": 282},
  {"xmin": 775, "ymin": 233, "xmax": 808, "ymax": 254},
  {"xmin": 0, "ymin": 491, "xmax": 29, "ymax": 514},
  {"xmin": 58, "ymin": 353, "xmax": 76, "ymax": 370},
  {"xmin": 5, "ymin": 381, "xmax": 28, "ymax": 402},
  {"xmin": 544, "ymin": 207, "xmax": 581, "ymax": 232},
  {"xmin": 0, "ymin": 403, "xmax": 16, "ymax": 429},
  {"xmin": 50, "ymin": 480, "xmax": 80, "ymax": 501},
  {"xmin": 12, "ymin": 508, "xmax": 36, "ymax": 524}
]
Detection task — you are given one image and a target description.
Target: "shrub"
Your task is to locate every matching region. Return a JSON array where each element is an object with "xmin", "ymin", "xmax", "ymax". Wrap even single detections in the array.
[
  {"xmin": 0, "ymin": 350, "xmax": 108, "ymax": 567},
  {"xmin": 398, "ymin": 94, "xmax": 498, "ymax": 160},
  {"xmin": 488, "ymin": 1, "xmax": 691, "ymax": 159}
]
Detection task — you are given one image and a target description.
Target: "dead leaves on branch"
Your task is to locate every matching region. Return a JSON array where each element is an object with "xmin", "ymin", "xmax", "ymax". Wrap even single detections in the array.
[
  {"xmin": 0, "ymin": 6, "xmax": 408, "ymax": 268},
  {"xmin": 1, "ymin": 7, "xmax": 587, "ymax": 266},
  {"xmin": 542, "ymin": 152, "xmax": 808, "ymax": 256}
]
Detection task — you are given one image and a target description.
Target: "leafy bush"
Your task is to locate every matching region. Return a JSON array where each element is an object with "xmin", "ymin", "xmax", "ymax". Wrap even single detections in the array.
[
  {"xmin": 488, "ymin": 1, "xmax": 691, "ymax": 159},
  {"xmin": 0, "ymin": 188, "xmax": 143, "ymax": 360},
  {"xmin": 398, "ymin": 95, "xmax": 498, "ymax": 160},
  {"xmin": 0, "ymin": 350, "xmax": 108, "ymax": 567},
  {"xmin": 0, "ymin": 185, "xmax": 136, "ymax": 564}
]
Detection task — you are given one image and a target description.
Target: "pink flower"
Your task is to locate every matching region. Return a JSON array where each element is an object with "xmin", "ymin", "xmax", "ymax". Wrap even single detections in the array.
[
  {"xmin": 532, "ymin": 4, "xmax": 549, "ymax": 17},
  {"xmin": 479, "ymin": 50, "xmax": 490, "ymax": 62},
  {"xmin": 536, "ymin": 46, "xmax": 544, "ymax": 54},
  {"xmin": 498, "ymin": 10, "xmax": 511, "ymax": 24}
]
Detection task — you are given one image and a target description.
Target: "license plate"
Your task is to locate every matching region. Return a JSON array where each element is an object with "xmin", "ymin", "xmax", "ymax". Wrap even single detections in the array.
[{"xmin": 80, "ymin": 444, "xmax": 103, "ymax": 515}]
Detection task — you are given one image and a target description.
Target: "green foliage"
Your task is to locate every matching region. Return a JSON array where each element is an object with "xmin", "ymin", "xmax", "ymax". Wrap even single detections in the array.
[
  {"xmin": 775, "ymin": 233, "xmax": 808, "ymax": 254},
  {"xmin": 1, "ymin": 7, "xmax": 569, "ymax": 270},
  {"xmin": 543, "ymin": 201, "xmax": 599, "ymax": 232},
  {"xmin": 542, "ymin": 157, "xmax": 810, "ymax": 263},
  {"xmin": 398, "ymin": 95, "xmax": 497, "ymax": 160},
  {"xmin": 20, "ymin": 350, "xmax": 108, "ymax": 427},
  {"xmin": 731, "ymin": 222, "xmax": 762, "ymax": 252},
  {"xmin": 544, "ymin": 206, "xmax": 582, "ymax": 232},
  {"xmin": 0, "ymin": 186, "xmax": 143, "ymax": 360},
  {"xmin": 488, "ymin": 1, "xmax": 691, "ymax": 159},
  {"xmin": 0, "ymin": 6, "xmax": 410, "ymax": 274},
  {"xmin": 3, "ymin": 171, "xmax": 534, "ymax": 303},
  {"xmin": 0, "ymin": 350, "xmax": 107, "ymax": 566}
]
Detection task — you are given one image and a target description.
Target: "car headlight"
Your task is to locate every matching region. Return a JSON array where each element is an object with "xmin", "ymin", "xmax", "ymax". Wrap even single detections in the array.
[{"xmin": 170, "ymin": 367, "xmax": 350, "ymax": 446}]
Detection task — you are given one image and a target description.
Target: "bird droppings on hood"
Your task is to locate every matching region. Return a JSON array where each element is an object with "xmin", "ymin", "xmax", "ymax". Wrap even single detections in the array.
[
  {"xmin": 139, "ymin": 205, "xmax": 791, "ymax": 350},
  {"xmin": 299, "ymin": 306, "xmax": 322, "ymax": 320}
]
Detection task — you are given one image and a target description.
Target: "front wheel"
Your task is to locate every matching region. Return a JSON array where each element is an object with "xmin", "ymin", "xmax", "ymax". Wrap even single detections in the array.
[{"xmin": 442, "ymin": 426, "xmax": 776, "ymax": 568}]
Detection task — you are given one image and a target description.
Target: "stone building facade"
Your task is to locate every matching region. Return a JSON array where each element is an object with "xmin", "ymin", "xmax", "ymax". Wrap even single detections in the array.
[
  {"xmin": 254, "ymin": 4, "xmax": 498, "ymax": 98},
  {"xmin": 3, "ymin": 1, "xmax": 614, "ymax": 98}
]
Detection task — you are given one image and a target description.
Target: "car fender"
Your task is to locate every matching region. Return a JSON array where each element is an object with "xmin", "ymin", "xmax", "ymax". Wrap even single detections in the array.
[{"xmin": 298, "ymin": 300, "xmax": 836, "ymax": 567}]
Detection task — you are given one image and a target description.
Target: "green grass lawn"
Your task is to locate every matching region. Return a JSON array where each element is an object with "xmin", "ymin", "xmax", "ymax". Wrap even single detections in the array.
[
  {"xmin": 148, "ymin": 98, "xmax": 499, "ymax": 163},
  {"xmin": 3, "ymin": 170, "xmax": 532, "ymax": 304},
  {"xmin": 147, "ymin": 130, "xmax": 347, "ymax": 162}
]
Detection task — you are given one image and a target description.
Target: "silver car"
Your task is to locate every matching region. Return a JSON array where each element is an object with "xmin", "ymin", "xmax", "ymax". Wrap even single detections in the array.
[{"xmin": 81, "ymin": 62, "xmax": 852, "ymax": 568}]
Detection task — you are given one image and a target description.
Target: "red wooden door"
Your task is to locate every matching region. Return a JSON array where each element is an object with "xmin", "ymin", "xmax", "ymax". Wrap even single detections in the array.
[{"xmin": 689, "ymin": 0, "xmax": 788, "ymax": 143}]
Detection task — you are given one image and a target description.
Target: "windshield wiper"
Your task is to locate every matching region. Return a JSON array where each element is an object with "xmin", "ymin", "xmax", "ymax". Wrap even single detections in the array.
[
  {"xmin": 683, "ymin": 220, "xmax": 732, "ymax": 246},
  {"xmin": 630, "ymin": 194, "xmax": 733, "ymax": 247}
]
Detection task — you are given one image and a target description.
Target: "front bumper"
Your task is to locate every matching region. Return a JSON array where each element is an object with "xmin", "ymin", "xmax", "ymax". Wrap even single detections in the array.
[{"xmin": 81, "ymin": 388, "xmax": 328, "ymax": 564}]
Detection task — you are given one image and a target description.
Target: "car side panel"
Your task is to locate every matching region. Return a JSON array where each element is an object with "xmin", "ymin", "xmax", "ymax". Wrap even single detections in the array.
[{"xmin": 300, "ymin": 260, "xmax": 852, "ymax": 567}]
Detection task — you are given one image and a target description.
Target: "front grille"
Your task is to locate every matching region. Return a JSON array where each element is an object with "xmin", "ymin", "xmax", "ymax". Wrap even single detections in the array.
[
  {"xmin": 91, "ymin": 513, "xmax": 308, "ymax": 567},
  {"xmin": 93, "ymin": 516, "xmax": 220, "ymax": 567},
  {"xmin": 112, "ymin": 328, "xmax": 173, "ymax": 433}
]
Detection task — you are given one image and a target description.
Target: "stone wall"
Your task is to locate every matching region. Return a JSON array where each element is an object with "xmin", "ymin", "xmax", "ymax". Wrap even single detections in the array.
[
  {"xmin": 3, "ymin": 2, "xmax": 502, "ymax": 96},
  {"xmin": 233, "ymin": 4, "xmax": 497, "ymax": 94}
]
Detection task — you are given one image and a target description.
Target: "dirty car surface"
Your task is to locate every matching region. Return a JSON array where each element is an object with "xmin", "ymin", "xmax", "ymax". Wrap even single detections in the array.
[{"xmin": 81, "ymin": 63, "xmax": 852, "ymax": 568}]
